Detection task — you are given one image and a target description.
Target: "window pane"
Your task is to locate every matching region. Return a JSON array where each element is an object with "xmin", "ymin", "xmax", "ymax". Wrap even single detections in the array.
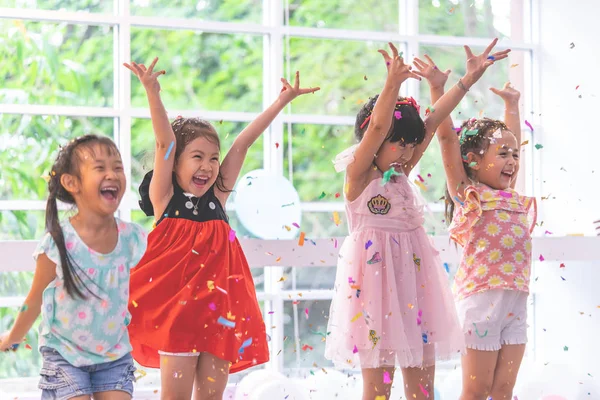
[
  {"xmin": 0, "ymin": 303, "xmax": 42, "ymax": 378},
  {"xmin": 280, "ymin": 265, "xmax": 336, "ymax": 291},
  {"xmin": 130, "ymin": 29, "xmax": 263, "ymax": 112},
  {"xmin": 284, "ymin": 39, "xmax": 401, "ymax": 115},
  {"xmin": 419, "ymin": 0, "xmax": 525, "ymax": 40},
  {"xmin": 0, "ymin": 211, "xmax": 46, "ymax": 240},
  {"xmin": 417, "ymin": 47, "xmax": 528, "ymax": 120},
  {"xmin": 130, "ymin": 0, "xmax": 261, "ymax": 23},
  {"xmin": 2, "ymin": 0, "xmax": 112, "ymax": 12},
  {"xmin": 0, "ymin": 114, "xmax": 115, "ymax": 201},
  {"xmin": 283, "ymin": 123, "xmax": 355, "ymax": 203},
  {"xmin": 286, "ymin": 0, "xmax": 399, "ymax": 32},
  {"xmin": 0, "ymin": 20, "xmax": 114, "ymax": 106},
  {"xmin": 283, "ymin": 299, "xmax": 333, "ymax": 368}
]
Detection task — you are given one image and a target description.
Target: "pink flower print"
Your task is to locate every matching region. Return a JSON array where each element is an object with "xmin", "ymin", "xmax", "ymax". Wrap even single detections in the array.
[
  {"xmin": 118, "ymin": 264, "xmax": 125, "ymax": 273},
  {"xmin": 66, "ymin": 241, "xmax": 75, "ymax": 251},
  {"xmin": 74, "ymin": 305, "xmax": 93, "ymax": 326}
]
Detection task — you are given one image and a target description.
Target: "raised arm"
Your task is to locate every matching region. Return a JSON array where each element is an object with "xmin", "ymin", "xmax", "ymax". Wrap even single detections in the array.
[
  {"xmin": 217, "ymin": 71, "xmax": 319, "ymax": 200},
  {"xmin": 124, "ymin": 57, "xmax": 174, "ymax": 217},
  {"xmin": 347, "ymin": 42, "xmax": 421, "ymax": 181},
  {"xmin": 0, "ymin": 254, "xmax": 56, "ymax": 351},
  {"xmin": 423, "ymin": 38, "xmax": 510, "ymax": 136},
  {"xmin": 490, "ymin": 82, "xmax": 521, "ymax": 189},
  {"xmin": 404, "ymin": 55, "xmax": 451, "ymax": 174}
]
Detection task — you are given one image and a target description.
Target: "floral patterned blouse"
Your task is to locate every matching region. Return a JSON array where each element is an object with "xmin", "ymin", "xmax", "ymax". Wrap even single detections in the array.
[{"xmin": 449, "ymin": 184, "xmax": 537, "ymax": 300}]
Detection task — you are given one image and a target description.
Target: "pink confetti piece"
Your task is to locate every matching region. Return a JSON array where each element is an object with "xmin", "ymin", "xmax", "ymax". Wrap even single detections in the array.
[
  {"xmin": 539, "ymin": 254, "xmax": 545, "ymax": 262},
  {"xmin": 525, "ymin": 120, "xmax": 534, "ymax": 131},
  {"xmin": 394, "ymin": 110, "xmax": 402, "ymax": 119},
  {"xmin": 419, "ymin": 383, "xmax": 429, "ymax": 398},
  {"xmin": 292, "ymin": 222, "xmax": 300, "ymax": 229},
  {"xmin": 305, "ymin": 308, "xmax": 309, "ymax": 319},
  {"xmin": 208, "ymin": 302, "xmax": 217, "ymax": 311},
  {"xmin": 383, "ymin": 371, "xmax": 392, "ymax": 384},
  {"xmin": 334, "ymin": 238, "xmax": 338, "ymax": 248},
  {"xmin": 544, "ymin": 230, "xmax": 553, "ymax": 235},
  {"xmin": 427, "ymin": 173, "xmax": 431, "ymax": 178},
  {"xmin": 417, "ymin": 174, "xmax": 425, "ymax": 182},
  {"xmin": 268, "ymin": 311, "xmax": 275, "ymax": 314},
  {"xmin": 348, "ymin": 277, "xmax": 356, "ymax": 284},
  {"xmin": 499, "ymin": 190, "xmax": 513, "ymax": 198},
  {"xmin": 352, "ymin": 344, "xmax": 358, "ymax": 354},
  {"xmin": 228, "ymin": 229, "xmax": 236, "ymax": 242}
]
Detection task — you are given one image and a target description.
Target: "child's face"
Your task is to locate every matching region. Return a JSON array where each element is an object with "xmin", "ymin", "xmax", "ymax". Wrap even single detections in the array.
[
  {"xmin": 375, "ymin": 139, "xmax": 416, "ymax": 172},
  {"xmin": 175, "ymin": 136, "xmax": 221, "ymax": 197},
  {"xmin": 72, "ymin": 144, "xmax": 126, "ymax": 215},
  {"xmin": 471, "ymin": 130, "xmax": 520, "ymax": 190}
]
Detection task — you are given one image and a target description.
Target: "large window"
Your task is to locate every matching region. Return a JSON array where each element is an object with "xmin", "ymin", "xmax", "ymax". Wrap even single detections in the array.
[{"xmin": 0, "ymin": 0, "xmax": 534, "ymax": 388}]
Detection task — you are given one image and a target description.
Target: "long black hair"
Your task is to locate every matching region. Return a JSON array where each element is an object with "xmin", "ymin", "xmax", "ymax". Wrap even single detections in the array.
[
  {"xmin": 444, "ymin": 118, "xmax": 510, "ymax": 224},
  {"xmin": 354, "ymin": 95, "xmax": 426, "ymax": 145},
  {"xmin": 46, "ymin": 134, "xmax": 120, "ymax": 299}
]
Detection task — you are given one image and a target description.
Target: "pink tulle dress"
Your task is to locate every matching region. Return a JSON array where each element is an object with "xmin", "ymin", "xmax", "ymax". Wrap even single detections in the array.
[{"xmin": 324, "ymin": 145, "xmax": 465, "ymax": 369}]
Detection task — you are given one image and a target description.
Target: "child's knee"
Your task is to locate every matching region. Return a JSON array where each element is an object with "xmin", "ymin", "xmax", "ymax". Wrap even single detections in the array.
[{"xmin": 462, "ymin": 381, "xmax": 493, "ymax": 400}]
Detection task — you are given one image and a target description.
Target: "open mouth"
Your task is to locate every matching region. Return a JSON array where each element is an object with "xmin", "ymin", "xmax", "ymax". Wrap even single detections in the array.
[
  {"xmin": 501, "ymin": 171, "xmax": 514, "ymax": 179},
  {"xmin": 100, "ymin": 186, "xmax": 119, "ymax": 201},
  {"xmin": 192, "ymin": 176, "xmax": 209, "ymax": 187}
]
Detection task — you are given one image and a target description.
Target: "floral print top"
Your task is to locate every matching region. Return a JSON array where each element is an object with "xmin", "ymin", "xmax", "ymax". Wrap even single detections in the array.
[
  {"xmin": 449, "ymin": 184, "xmax": 537, "ymax": 300},
  {"xmin": 34, "ymin": 218, "xmax": 147, "ymax": 366}
]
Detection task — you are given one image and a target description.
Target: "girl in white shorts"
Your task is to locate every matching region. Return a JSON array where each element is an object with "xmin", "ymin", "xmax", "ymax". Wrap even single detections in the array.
[{"xmin": 437, "ymin": 83, "xmax": 537, "ymax": 400}]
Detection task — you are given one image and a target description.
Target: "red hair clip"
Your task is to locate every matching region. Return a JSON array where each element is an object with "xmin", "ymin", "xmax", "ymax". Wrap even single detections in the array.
[{"xmin": 359, "ymin": 97, "xmax": 421, "ymax": 130}]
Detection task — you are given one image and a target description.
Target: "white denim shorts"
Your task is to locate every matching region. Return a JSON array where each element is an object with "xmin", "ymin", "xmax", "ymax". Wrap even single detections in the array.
[{"xmin": 456, "ymin": 289, "xmax": 528, "ymax": 351}]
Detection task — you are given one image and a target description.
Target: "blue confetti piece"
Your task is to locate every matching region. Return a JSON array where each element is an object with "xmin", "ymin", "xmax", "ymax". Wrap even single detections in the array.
[
  {"xmin": 487, "ymin": 55, "xmax": 495, "ymax": 61},
  {"xmin": 164, "ymin": 141, "xmax": 175, "ymax": 160},
  {"xmin": 453, "ymin": 196, "xmax": 464, "ymax": 206},
  {"xmin": 422, "ymin": 333, "xmax": 428, "ymax": 344},
  {"xmin": 217, "ymin": 316, "xmax": 235, "ymax": 328},
  {"xmin": 443, "ymin": 263, "xmax": 450, "ymax": 273},
  {"xmin": 239, "ymin": 337, "xmax": 253, "ymax": 353}
]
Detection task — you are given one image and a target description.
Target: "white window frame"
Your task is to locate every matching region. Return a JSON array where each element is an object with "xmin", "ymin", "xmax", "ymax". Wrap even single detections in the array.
[{"xmin": 0, "ymin": 0, "xmax": 541, "ymax": 388}]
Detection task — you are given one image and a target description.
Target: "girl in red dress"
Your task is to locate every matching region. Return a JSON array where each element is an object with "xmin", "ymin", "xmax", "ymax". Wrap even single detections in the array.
[{"xmin": 124, "ymin": 58, "xmax": 319, "ymax": 399}]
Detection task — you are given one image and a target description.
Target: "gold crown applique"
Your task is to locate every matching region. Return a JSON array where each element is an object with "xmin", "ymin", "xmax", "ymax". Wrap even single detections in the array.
[{"xmin": 367, "ymin": 194, "xmax": 391, "ymax": 215}]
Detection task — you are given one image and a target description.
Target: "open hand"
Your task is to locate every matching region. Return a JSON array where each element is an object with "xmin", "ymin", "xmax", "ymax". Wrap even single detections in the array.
[
  {"xmin": 463, "ymin": 38, "xmax": 511, "ymax": 87},
  {"xmin": 490, "ymin": 82, "xmax": 520, "ymax": 105},
  {"xmin": 378, "ymin": 42, "xmax": 421, "ymax": 84},
  {"xmin": 278, "ymin": 71, "xmax": 320, "ymax": 103},
  {"xmin": 413, "ymin": 55, "xmax": 451, "ymax": 90},
  {"xmin": 124, "ymin": 57, "xmax": 165, "ymax": 93}
]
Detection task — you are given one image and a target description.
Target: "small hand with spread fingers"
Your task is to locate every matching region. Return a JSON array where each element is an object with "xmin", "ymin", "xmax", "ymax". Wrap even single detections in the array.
[
  {"xmin": 124, "ymin": 57, "xmax": 166, "ymax": 94},
  {"xmin": 378, "ymin": 42, "xmax": 422, "ymax": 84}
]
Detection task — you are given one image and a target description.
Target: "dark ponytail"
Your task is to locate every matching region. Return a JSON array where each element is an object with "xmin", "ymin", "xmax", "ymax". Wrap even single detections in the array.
[
  {"xmin": 444, "ymin": 118, "xmax": 510, "ymax": 225},
  {"xmin": 45, "ymin": 134, "xmax": 120, "ymax": 299}
]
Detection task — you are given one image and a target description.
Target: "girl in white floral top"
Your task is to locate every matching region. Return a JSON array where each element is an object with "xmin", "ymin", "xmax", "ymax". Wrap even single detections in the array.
[{"xmin": 0, "ymin": 135, "xmax": 147, "ymax": 400}]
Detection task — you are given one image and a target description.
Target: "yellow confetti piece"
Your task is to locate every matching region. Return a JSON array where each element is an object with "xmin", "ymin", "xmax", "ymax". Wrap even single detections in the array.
[
  {"xmin": 510, "ymin": 63, "xmax": 519, "ymax": 68},
  {"xmin": 333, "ymin": 211, "xmax": 341, "ymax": 226},
  {"xmin": 567, "ymin": 233, "xmax": 584, "ymax": 236},
  {"xmin": 207, "ymin": 281, "xmax": 215, "ymax": 291},
  {"xmin": 135, "ymin": 369, "xmax": 147, "ymax": 380},
  {"xmin": 413, "ymin": 179, "xmax": 427, "ymax": 191},
  {"xmin": 408, "ymin": 303, "xmax": 414, "ymax": 309},
  {"xmin": 521, "ymin": 140, "xmax": 529, "ymax": 146},
  {"xmin": 132, "ymin": 300, "xmax": 138, "ymax": 308},
  {"xmin": 350, "ymin": 312, "xmax": 363, "ymax": 322},
  {"xmin": 278, "ymin": 276, "xmax": 286, "ymax": 282},
  {"xmin": 276, "ymin": 256, "xmax": 282, "ymax": 262},
  {"xmin": 298, "ymin": 231, "xmax": 305, "ymax": 246},
  {"xmin": 375, "ymin": 396, "xmax": 386, "ymax": 400},
  {"xmin": 207, "ymin": 377, "xmax": 215, "ymax": 382},
  {"xmin": 284, "ymin": 225, "xmax": 291, "ymax": 231}
]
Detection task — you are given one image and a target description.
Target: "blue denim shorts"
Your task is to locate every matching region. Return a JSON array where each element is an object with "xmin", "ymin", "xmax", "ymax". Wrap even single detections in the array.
[{"xmin": 38, "ymin": 347, "xmax": 136, "ymax": 400}]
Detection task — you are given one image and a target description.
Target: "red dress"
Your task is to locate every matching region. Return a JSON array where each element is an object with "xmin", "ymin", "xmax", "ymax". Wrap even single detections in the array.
[{"xmin": 129, "ymin": 171, "xmax": 269, "ymax": 373}]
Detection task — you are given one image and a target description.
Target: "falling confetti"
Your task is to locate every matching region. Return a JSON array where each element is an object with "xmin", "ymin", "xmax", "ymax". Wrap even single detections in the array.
[
  {"xmin": 132, "ymin": 300, "xmax": 138, "ymax": 308},
  {"xmin": 333, "ymin": 211, "xmax": 341, "ymax": 226},
  {"xmin": 422, "ymin": 333, "xmax": 428, "ymax": 343},
  {"xmin": 383, "ymin": 371, "xmax": 392, "ymax": 384},
  {"xmin": 367, "ymin": 252, "xmax": 382, "ymax": 264},
  {"xmin": 298, "ymin": 232, "xmax": 305, "ymax": 246},
  {"xmin": 304, "ymin": 308, "xmax": 309, "ymax": 319},
  {"xmin": 208, "ymin": 303, "xmax": 217, "ymax": 311},
  {"xmin": 394, "ymin": 110, "xmax": 402, "ymax": 119},
  {"xmin": 443, "ymin": 263, "xmax": 450, "ymax": 273},
  {"xmin": 207, "ymin": 281, "xmax": 215, "ymax": 291},
  {"xmin": 352, "ymin": 344, "xmax": 358, "ymax": 354},
  {"xmin": 564, "ymin": 345, "xmax": 569, "ymax": 351},
  {"xmin": 419, "ymin": 383, "xmax": 430, "ymax": 398},
  {"xmin": 228, "ymin": 229, "xmax": 236, "ymax": 242},
  {"xmin": 535, "ymin": 144, "xmax": 544, "ymax": 150},
  {"xmin": 570, "ymin": 42, "xmax": 575, "ymax": 49},
  {"xmin": 381, "ymin": 167, "xmax": 402, "ymax": 185},
  {"xmin": 369, "ymin": 329, "xmax": 380, "ymax": 348},
  {"xmin": 365, "ymin": 240, "xmax": 373, "ymax": 250},
  {"xmin": 539, "ymin": 254, "xmax": 545, "ymax": 261},
  {"xmin": 217, "ymin": 316, "xmax": 236, "ymax": 328},
  {"xmin": 351, "ymin": 312, "xmax": 363, "ymax": 322},
  {"xmin": 524, "ymin": 120, "xmax": 534, "ymax": 131},
  {"xmin": 302, "ymin": 344, "xmax": 314, "ymax": 351},
  {"xmin": 318, "ymin": 191, "xmax": 326, "ymax": 199},
  {"xmin": 164, "ymin": 141, "xmax": 175, "ymax": 160},
  {"xmin": 20, "ymin": 304, "xmax": 28, "ymax": 312},
  {"xmin": 239, "ymin": 338, "xmax": 253, "ymax": 353},
  {"xmin": 473, "ymin": 322, "xmax": 488, "ymax": 338}
]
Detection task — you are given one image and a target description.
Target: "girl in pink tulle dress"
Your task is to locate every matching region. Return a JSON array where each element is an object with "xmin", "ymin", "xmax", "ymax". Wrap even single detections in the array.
[{"xmin": 325, "ymin": 41, "xmax": 509, "ymax": 400}]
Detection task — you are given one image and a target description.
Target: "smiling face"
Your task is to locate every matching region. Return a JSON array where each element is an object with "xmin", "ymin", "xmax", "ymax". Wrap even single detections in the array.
[
  {"xmin": 174, "ymin": 136, "xmax": 221, "ymax": 197},
  {"xmin": 468, "ymin": 129, "xmax": 520, "ymax": 190},
  {"xmin": 63, "ymin": 143, "xmax": 126, "ymax": 215}
]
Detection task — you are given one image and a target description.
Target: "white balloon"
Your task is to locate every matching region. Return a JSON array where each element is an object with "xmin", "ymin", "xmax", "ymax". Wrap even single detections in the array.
[{"xmin": 233, "ymin": 169, "xmax": 302, "ymax": 240}]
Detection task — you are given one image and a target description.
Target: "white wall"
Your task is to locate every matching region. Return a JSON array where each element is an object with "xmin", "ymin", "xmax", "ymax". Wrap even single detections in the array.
[{"xmin": 532, "ymin": 0, "xmax": 600, "ymax": 395}]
